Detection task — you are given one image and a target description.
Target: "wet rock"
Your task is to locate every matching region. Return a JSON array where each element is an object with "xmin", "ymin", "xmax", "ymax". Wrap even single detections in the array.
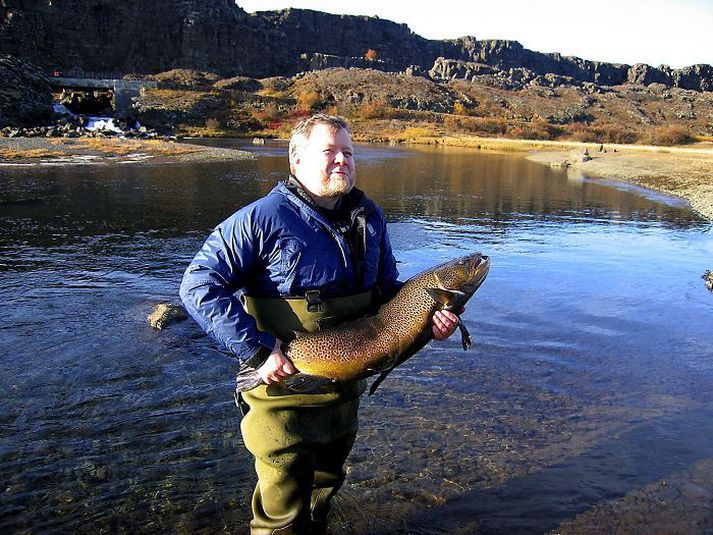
[
  {"xmin": 702, "ymin": 270, "xmax": 713, "ymax": 292},
  {"xmin": 0, "ymin": 114, "xmax": 163, "ymax": 139},
  {"xmin": 147, "ymin": 303, "xmax": 188, "ymax": 330},
  {"xmin": 568, "ymin": 149, "xmax": 593, "ymax": 164}
]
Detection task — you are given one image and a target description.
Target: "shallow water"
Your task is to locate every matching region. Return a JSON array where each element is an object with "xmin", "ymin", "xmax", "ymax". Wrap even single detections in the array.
[{"xmin": 1, "ymin": 140, "xmax": 712, "ymax": 534}]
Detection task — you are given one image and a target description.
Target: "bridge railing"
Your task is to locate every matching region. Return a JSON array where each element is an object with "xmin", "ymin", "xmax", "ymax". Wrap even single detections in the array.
[{"xmin": 47, "ymin": 68, "xmax": 139, "ymax": 80}]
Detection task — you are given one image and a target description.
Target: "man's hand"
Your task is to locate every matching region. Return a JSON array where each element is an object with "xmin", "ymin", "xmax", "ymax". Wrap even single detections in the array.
[
  {"xmin": 432, "ymin": 309, "xmax": 462, "ymax": 341},
  {"xmin": 258, "ymin": 339, "xmax": 297, "ymax": 384}
]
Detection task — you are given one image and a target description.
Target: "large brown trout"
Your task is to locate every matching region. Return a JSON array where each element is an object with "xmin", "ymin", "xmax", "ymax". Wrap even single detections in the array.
[{"xmin": 240, "ymin": 252, "xmax": 490, "ymax": 395}]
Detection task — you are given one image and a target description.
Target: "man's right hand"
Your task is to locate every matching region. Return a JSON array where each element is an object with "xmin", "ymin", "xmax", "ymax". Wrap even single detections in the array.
[{"xmin": 257, "ymin": 339, "xmax": 297, "ymax": 384}]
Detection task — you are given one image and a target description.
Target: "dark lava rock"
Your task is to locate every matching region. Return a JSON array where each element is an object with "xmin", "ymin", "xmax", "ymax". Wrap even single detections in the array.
[{"xmin": 0, "ymin": 54, "xmax": 52, "ymax": 127}]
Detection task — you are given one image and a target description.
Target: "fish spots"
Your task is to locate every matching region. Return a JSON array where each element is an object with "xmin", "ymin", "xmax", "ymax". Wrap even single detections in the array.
[{"xmin": 283, "ymin": 254, "xmax": 489, "ymax": 385}]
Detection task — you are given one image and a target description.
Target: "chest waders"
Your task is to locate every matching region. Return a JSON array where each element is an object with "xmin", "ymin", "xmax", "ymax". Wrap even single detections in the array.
[{"xmin": 239, "ymin": 290, "xmax": 373, "ymax": 535}]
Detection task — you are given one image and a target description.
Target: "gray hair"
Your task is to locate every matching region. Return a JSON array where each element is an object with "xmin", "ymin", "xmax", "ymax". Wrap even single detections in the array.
[{"xmin": 288, "ymin": 114, "xmax": 350, "ymax": 173}]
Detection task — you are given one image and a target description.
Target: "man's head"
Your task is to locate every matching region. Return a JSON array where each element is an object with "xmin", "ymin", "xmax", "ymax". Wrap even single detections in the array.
[{"xmin": 288, "ymin": 114, "xmax": 356, "ymax": 208}]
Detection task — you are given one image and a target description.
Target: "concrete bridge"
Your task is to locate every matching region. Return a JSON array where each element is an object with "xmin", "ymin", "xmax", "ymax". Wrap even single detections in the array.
[{"xmin": 48, "ymin": 77, "xmax": 158, "ymax": 118}]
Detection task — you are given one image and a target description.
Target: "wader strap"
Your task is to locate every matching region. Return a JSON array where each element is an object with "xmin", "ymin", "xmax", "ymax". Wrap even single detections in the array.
[
  {"xmin": 304, "ymin": 290, "xmax": 322, "ymax": 313},
  {"xmin": 241, "ymin": 289, "xmax": 374, "ymax": 339}
]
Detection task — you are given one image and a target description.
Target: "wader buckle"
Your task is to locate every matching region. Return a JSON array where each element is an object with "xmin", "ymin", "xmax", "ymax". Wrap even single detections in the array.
[{"xmin": 305, "ymin": 290, "xmax": 323, "ymax": 313}]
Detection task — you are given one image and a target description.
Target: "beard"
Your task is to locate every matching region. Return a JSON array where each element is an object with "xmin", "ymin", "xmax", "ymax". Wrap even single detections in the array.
[{"xmin": 320, "ymin": 172, "xmax": 355, "ymax": 198}]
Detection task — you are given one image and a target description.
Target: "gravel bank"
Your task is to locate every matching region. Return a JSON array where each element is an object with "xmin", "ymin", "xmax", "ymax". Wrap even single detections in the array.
[
  {"xmin": 527, "ymin": 144, "xmax": 713, "ymax": 220},
  {"xmin": 0, "ymin": 136, "xmax": 253, "ymax": 166}
]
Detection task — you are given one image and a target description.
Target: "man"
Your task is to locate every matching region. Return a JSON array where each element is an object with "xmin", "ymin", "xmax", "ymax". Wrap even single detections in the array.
[{"xmin": 180, "ymin": 114, "xmax": 459, "ymax": 534}]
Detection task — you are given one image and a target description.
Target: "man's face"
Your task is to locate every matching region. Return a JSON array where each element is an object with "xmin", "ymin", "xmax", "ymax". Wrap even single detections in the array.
[{"xmin": 293, "ymin": 123, "xmax": 356, "ymax": 205}]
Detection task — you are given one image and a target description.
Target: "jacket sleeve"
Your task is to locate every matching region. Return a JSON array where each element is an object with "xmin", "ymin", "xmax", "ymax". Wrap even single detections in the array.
[
  {"xmin": 376, "ymin": 212, "xmax": 403, "ymax": 299},
  {"xmin": 179, "ymin": 212, "xmax": 276, "ymax": 367}
]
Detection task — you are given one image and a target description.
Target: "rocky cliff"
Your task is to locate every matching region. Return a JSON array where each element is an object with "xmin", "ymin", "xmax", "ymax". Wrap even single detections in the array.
[
  {"xmin": 0, "ymin": 0, "xmax": 710, "ymax": 91},
  {"xmin": 0, "ymin": 55, "xmax": 52, "ymax": 126}
]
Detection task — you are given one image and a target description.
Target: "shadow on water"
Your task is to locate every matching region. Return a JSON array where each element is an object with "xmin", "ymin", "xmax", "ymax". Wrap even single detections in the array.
[{"xmin": 403, "ymin": 403, "xmax": 713, "ymax": 535}]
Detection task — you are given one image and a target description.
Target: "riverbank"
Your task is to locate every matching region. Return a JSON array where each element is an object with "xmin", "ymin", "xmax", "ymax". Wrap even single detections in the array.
[
  {"xmin": 524, "ymin": 142, "xmax": 713, "ymax": 220},
  {"xmin": 0, "ymin": 137, "xmax": 253, "ymax": 166}
]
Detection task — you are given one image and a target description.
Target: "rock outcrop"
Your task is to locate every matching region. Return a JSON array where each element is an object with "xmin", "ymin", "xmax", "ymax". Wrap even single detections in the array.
[
  {"xmin": 0, "ymin": 55, "xmax": 52, "ymax": 126},
  {"xmin": 0, "ymin": 0, "xmax": 711, "ymax": 92}
]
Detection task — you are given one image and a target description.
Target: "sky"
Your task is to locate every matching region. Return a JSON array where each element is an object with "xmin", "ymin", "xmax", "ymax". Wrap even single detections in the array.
[{"xmin": 236, "ymin": 0, "xmax": 712, "ymax": 68}]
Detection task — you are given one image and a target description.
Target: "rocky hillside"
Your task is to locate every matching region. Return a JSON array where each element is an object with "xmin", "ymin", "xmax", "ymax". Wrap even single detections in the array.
[
  {"xmin": 1, "ymin": 2, "xmax": 711, "ymax": 145},
  {"xmin": 125, "ymin": 67, "xmax": 713, "ymax": 145},
  {"xmin": 0, "ymin": 0, "xmax": 711, "ymax": 91}
]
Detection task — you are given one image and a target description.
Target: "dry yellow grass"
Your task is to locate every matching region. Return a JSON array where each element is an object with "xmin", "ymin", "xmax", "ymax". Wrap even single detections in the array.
[
  {"xmin": 0, "ymin": 148, "xmax": 66, "ymax": 159},
  {"xmin": 75, "ymin": 138, "xmax": 201, "ymax": 156}
]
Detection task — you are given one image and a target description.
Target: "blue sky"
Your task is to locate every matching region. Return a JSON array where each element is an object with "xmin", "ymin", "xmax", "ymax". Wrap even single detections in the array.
[{"xmin": 237, "ymin": 0, "xmax": 711, "ymax": 68}]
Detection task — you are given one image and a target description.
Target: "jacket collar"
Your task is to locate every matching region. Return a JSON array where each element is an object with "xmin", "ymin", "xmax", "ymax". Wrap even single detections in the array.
[{"xmin": 281, "ymin": 175, "xmax": 371, "ymax": 218}]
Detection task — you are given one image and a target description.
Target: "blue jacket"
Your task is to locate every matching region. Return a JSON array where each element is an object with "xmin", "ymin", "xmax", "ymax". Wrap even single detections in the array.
[{"xmin": 179, "ymin": 181, "xmax": 400, "ymax": 366}]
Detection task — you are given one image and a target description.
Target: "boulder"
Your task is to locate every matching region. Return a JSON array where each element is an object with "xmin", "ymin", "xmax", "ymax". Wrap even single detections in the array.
[
  {"xmin": 568, "ymin": 149, "xmax": 592, "ymax": 164},
  {"xmin": 703, "ymin": 270, "xmax": 713, "ymax": 292},
  {"xmin": 429, "ymin": 57, "xmax": 497, "ymax": 81},
  {"xmin": 147, "ymin": 303, "xmax": 187, "ymax": 330}
]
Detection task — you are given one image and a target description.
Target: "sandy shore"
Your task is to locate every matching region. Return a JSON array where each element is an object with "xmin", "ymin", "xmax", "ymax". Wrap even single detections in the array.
[{"xmin": 0, "ymin": 136, "xmax": 253, "ymax": 166}]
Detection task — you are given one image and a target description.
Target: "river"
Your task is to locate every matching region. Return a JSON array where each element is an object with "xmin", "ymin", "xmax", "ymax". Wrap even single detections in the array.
[{"xmin": 1, "ymin": 140, "xmax": 712, "ymax": 534}]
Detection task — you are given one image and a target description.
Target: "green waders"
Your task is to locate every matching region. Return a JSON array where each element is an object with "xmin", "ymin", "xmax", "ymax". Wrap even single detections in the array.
[{"xmin": 239, "ymin": 291, "xmax": 372, "ymax": 535}]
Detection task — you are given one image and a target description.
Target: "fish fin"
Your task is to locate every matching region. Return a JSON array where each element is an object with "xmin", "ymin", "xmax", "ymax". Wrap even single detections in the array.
[
  {"xmin": 282, "ymin": 373, "xmax": 336, "ymax": 394},
  {"xmin": 368, "ymin": 369, "xmax": 394, "ymax": 396},
  {"xmin": 426, "ymin": 287, "xmax": 458, "ymax": 306},
  {"xmin": 369, "ymin": 331, "xmax": 436, "ymax": 396},
  {"xmin": 458, "ymin": 319, "xmax": 472, "ymax": 350},
  {"xmin": 234, "ymin": 368, "xmax": 264, "ymax": 392}
]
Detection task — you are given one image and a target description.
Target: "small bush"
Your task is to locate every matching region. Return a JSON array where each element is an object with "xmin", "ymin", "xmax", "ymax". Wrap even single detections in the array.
[
  {"xmin": 205, "ymin": 117, "xmax": 222, "ymax": 130},
  {"xmin": 445, "ymin": 115, "xmax": 508, "ymax": 136},
  {"xmin": 252, "ymin": 102, "xmax": 283, "ymax": 124},
  {"xmin": 453, "ymin": 101, "xmax": 470, "ymax": 116},
  {"xmin": 401, "ymin": 127, "xmax": 434, "ymax": 139},
  {"xmin": 353, "ymin": 96, "xmax": 392, "ymax": 120},
  {"xmin": 567, "ymin": 123, "xmax": 640, "ymax": 145},
  {"xmin": 295, "ymin": 89, "xmax": 322, "ymax": 112},
  {"xmin": 641, "ymin": 125, "xmax": 694, "ymax": 146},
  {"xmin": 364, "ymin": 49, "xmax": 378, "ymax": 61},
  {"xmin": 508, "ymin": 118, "xmax": 562, "ymax": 141}
]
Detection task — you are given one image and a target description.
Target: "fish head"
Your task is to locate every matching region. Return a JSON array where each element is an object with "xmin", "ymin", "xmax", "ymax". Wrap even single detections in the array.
[{"xmin": 427, "ymin": 252, "xmax": 490, "ymax": 310}]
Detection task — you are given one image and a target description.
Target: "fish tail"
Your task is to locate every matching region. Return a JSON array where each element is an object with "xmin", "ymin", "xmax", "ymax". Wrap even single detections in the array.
[
  {"xmin": 458, "ymin": 318, "xmax": 472, "ymax": 350},
  {"xmin": 234, "ymin": 367, "xmax": 264, "ymax": 392}
]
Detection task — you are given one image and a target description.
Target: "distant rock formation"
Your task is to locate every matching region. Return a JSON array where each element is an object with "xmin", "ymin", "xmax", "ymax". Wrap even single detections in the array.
[
  {"xmin": 0, "ymin": 0, "xmax": 711, "ymax": 92},
  {"xmin": 0, "ymin": 55, "xmax": 52, "ymax": 126}
]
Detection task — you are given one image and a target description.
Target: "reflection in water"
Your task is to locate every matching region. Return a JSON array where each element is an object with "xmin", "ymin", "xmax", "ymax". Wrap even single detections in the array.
[{"xmin": 1, "ymin": 141, "xmax": 712, "ymax": 534}]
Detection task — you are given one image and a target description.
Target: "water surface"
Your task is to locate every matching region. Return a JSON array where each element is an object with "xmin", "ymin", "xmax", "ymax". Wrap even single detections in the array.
[{"xmin": 1, "ymin": 140, "xmax": 712, "ymax": 534}]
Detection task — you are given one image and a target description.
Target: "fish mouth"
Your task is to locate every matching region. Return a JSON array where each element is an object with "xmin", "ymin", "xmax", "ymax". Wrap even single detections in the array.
[
  {"xmin": 462, "ymin": 254, "xmax": 490, "ymax": 293},
  {"xmin": 434, "ymin": 253, "xmax": 490, "ymax": 298}
]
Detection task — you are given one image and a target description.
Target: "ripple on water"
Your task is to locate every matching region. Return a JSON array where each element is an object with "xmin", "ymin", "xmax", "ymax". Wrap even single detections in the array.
[{"xmin": 2, "ymin": 145, "xmax": 713, "ymax": 533}]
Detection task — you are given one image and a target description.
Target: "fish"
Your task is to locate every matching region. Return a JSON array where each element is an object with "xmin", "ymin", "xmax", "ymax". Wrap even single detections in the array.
[{"xmin": 236, "ymin": 252, "xmax": 490, "ymax": 395}]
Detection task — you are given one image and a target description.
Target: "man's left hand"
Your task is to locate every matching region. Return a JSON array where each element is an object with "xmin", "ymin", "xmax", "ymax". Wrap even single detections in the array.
[{"xmin": 432, "ymin": 309, "xmax": 460, "ymax": 341}]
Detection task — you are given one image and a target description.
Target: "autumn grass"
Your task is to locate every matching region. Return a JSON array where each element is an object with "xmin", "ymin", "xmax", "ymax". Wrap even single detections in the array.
[
  {"xmin": 0, "ymin": 148, "xmax": 66, "ymax": 160},
  {"xmin": 75, "ymin": 138, "xmax": 202, "ymax": 156}
]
